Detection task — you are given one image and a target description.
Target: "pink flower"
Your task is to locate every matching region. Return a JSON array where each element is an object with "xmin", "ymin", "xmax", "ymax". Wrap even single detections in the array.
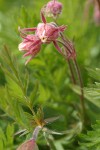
[
  {"xmin": 18, "ymin": 12, "xmax": 66, "ymax": 64},
  {"xmin": 18, "ymin": 34, "xmax": 41, "ymax": 65},
  {"xmin": 36, "ymin": 23, "xmax": 66, "ymax": 43},
  {"xmin": 44, "ymin": 0, "xmax": 63, "ymax": 18}
]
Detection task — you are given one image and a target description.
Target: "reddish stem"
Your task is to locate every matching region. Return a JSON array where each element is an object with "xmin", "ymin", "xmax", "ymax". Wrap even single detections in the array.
[
  {"xmin": 67, "ymin": 60, "xmax": 76, "ymax": 84},
  {"xmin": 56, "ymin": 40, "xmax": 72, "ymax": 55},
  {"xmin": 57, "ymin": 37, "xmax": 85, "ymax": 122}
]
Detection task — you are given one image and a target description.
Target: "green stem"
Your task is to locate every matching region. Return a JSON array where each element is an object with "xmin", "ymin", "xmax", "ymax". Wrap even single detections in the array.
[{"xmin": 73, "ymin": 58, "xmax": 85, "ymax": 122}]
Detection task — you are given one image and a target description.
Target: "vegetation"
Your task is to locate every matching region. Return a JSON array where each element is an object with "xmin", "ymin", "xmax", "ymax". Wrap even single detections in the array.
[{"xmin": 0, "ymin": 0, "xmax": 100, "ymax": 149}]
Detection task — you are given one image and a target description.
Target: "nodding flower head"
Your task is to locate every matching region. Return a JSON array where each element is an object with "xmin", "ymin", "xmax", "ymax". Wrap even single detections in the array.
[
  {"xmin": 44, "ymin": 0, "xmax": 63, "ymax": 18},
  {"xmin": 18, "ymin": 34, "xmax": 41, "ymax": 65},
  {"xmin": 18, "ymin": 13, "xmax": 67, "ymax": 64},
  {"xmin": 36, "ymin": 22, "xmax": 66, "ymax": 43}
]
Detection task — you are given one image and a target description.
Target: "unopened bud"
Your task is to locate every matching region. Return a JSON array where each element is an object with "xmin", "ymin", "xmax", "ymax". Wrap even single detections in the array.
[{"xmin": 44, "ymin": 0, "xmax": 63, "ymax": 18}]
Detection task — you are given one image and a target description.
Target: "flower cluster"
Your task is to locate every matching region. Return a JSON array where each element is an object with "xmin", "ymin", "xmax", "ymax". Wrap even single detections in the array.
[{"xmin": 19, "ymin": 11, "xmax": 66, "ymax": 64}]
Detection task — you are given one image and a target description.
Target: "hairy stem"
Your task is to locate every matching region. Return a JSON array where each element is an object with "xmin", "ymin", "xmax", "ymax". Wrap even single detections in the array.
[
  {"xmin": 56, "ymin": 40, "xmax": 76, "ymax": 84},
  {"xmin": 33, "ymin": 126, "xmax": 41, "ymax": 140},
  {"xmin": 56, "ymin": 38, "xmax": 85, "ymax": 123},
  {"xmin": 67, "ymin": 59, "xmax": 76, "ymax": 84}
]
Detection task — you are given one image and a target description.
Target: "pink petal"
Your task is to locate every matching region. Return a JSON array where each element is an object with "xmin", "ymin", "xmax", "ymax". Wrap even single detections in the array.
[
  {"xmin": 18, "ymin": 43, "xmax": 27, "ymax": 51},
  {"xmin": 18, "ymin": 27, "xmax": 37, "ymax": 33},
  {"xmin": 23, "ymin": 51, "xmax": 32, "ymax": 57},
  {"xmin": 21, "ymin": 27, "xmax": 37, "ymax": 32},
  {"xmin": 24, "ymin": 49, "xmax": 41, "ymax": 65},
  {"xmin": 25, "ymin": 56, "xmax": 34, "ymax": 65},
  {"xmin": 58, "ymin": 25, "xmax": 67, "ymax": 32},
  {"xmin": 28, "ymin": 40, "xmax": 41, "ymax": 50}
]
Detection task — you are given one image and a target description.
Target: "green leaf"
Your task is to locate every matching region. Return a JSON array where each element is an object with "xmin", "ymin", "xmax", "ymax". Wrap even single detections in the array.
[
  {"xmin": 0, "ymin": 128, "xmax": 6, "ymax": 145},
  {"xmin": 6, "ymin": 124, "xmax": 14, "ymax": 147},
  {"xmin": 0, "ymin": 140, "xmax": 3, "ymax": 150},
  {"xmin": 38, "ymin": 84, "xmax": 50, "ymax": 104},
  {"xmin": 71, "ymin": 84, "xmax": 100, "ymax": 108},
  {"xmin": 30, "ymin": 80, "xmax": 39, "ymax": 107},
  {"xmin": 71, "ymin": 68, "xmax": 100, "ymax": 108},
  {"xmin": 24, "ymin": 71, "xmax": 29, "ymax": 94},
  {"xmin": 79, "ymin": 120, "xmax": 100, "ymax": 150},
  {"xmin": 87, "ymin": 68, "xmax": 100, "ymax": 81},
  {"xmin": 44, "ymin": 116, "xmax": 60, "ymax": 124}
]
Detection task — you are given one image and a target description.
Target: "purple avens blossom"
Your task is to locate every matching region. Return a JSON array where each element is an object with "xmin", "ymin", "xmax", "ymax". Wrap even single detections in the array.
[
  {"xmin": 18, "ymin": 12, "xmax": 66, "ymax": 64},
  {"xmin": 43, "ymin": 0, "xmax": 63, "ymax": 18},
  {"xmin": 18, "ymin": 34, "xmax": 42, "ymax": 65},
  {"xmin": 36, "ymin": 21, "xmax": 66, "ymax": 44}
]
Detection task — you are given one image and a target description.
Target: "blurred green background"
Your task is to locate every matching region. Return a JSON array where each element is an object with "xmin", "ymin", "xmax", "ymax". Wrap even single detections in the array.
[{"xmin": 0, "ymin": 0, "xmax": 100, "ymax": 150}]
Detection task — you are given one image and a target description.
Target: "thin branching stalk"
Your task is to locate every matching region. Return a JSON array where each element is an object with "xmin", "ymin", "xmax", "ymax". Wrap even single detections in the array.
[
  {"xmin": 57, "ymin": 37, "xmax": 85, "ymax": 122},
  {"xmin": 67, "ymin": 59, "xmax": 76, "ymax": 84}
]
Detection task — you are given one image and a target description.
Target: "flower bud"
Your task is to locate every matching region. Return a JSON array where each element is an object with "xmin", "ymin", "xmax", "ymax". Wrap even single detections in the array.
[
  {"xmin": 44, "ymin": 0, "xmax": 63, "ymax": 18},
  {"xmin": 17, "ymin": 139, "xmax": 39, "ymax": 150}
]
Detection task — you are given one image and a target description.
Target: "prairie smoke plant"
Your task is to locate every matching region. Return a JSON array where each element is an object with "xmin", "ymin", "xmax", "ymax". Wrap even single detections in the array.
[{"xmin": 18, "ymin": 0, "xmax": 85, "ymax": 133}]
